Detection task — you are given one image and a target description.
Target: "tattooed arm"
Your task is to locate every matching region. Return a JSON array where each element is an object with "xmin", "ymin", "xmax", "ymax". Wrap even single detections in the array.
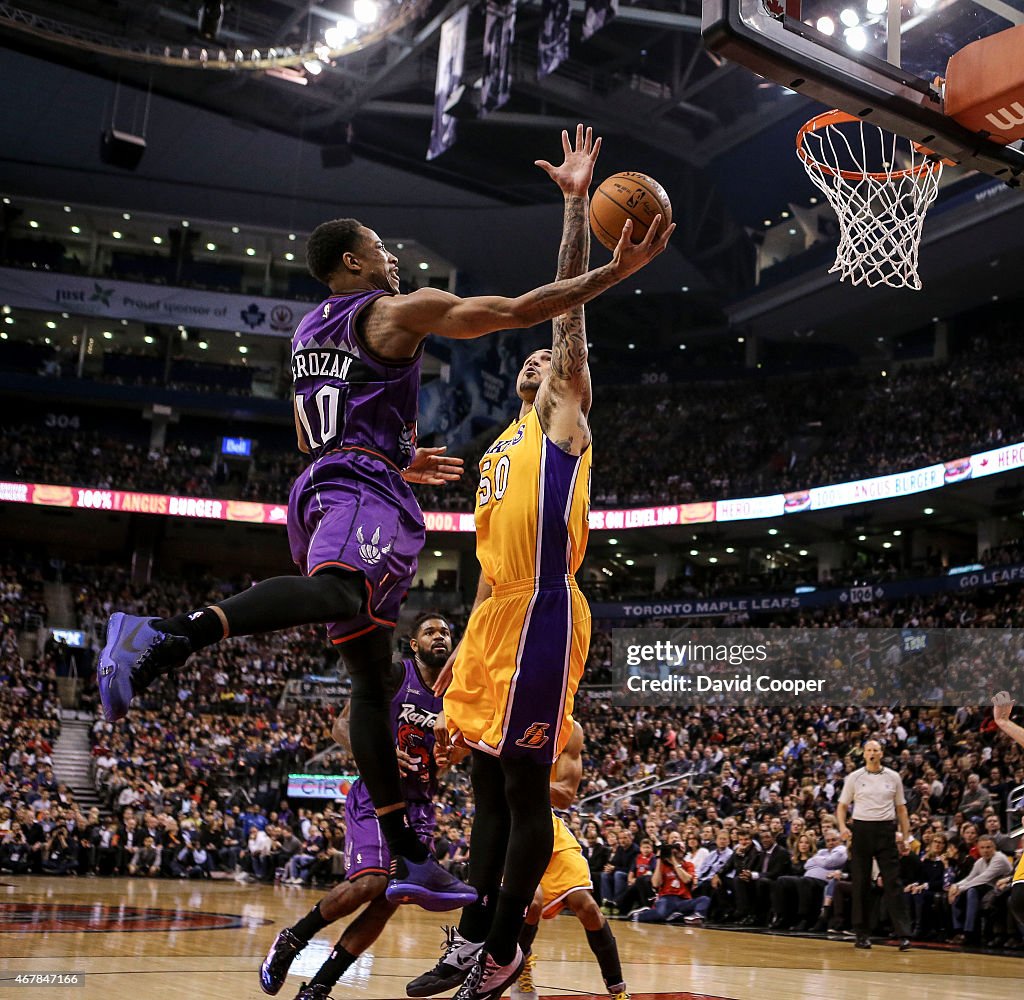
[
  {"xmin": 366, "ymin": 128, "xmax": 673, "ymax": 358},
  {"xmin": 534, "ymin": 125, "xmax": 599, "ymax": 454}
]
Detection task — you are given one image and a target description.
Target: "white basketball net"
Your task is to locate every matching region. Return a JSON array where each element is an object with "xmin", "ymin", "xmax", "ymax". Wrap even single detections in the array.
[{"xmin": 797, "ymin": 111, "xmax": 945, "ymax": 290}]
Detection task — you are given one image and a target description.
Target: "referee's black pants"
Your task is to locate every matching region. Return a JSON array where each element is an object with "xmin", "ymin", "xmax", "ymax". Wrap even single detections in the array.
[{"xmin": 851, "ymin": 819, "xmax": 911, "ymax": 937}]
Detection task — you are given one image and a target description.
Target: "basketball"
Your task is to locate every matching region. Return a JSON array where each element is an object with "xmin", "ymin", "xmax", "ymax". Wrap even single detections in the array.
[{"xmin": 589, "ymin": 172, "xmax": 673, "ymax": 251}]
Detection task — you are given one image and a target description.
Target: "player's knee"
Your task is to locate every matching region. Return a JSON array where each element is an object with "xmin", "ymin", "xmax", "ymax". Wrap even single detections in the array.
[
  {"xmin": 572, "ymin": 892, "xmax": 604, "ymax": 930},
  {"xmin": 312, "ymin": 568, "xmax": 365, "ymax": 621},
  {"xmin": 1010, "ymin": 883, "xmax": 1024, "ymax": 926},
  {"xmin": 351, "ymin": 874, "xmax": 387, "ymax": 904}
]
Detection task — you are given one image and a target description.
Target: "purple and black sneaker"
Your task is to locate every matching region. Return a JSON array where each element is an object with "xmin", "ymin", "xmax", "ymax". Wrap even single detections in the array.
[
  {"xmin": 386, "ymin": 856, "xmax": 478, "ymax": 912},
  {"xmin": 97, "ymin": 612, "xmax": 191, "ymax": 722}
]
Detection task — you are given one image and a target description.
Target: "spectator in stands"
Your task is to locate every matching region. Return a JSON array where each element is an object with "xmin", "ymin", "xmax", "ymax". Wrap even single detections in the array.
[
  {"xmin": 631, "ymin": 832, "xmax": 710, "ymax": 925},
  {"xmin": 129, "ymin": 836, "xmax": 161, "ymax": 877},
  {"xmin": 959, "ymin": 774, "xmax": 992, "ymax": 823},
  {"xmin": 717, "ymin": 827, "xmax": 762, "ymax": 922},
  {"xmin": 735, "ymin": 828, "xmax": 791, "ymax": 927},
  {"xmin": 693, "ymin": 829, "xmax": 734, "ymax": 920},
  {"xmin": 948, "ymin": 835, "xmax": 1012, "ymax": 945},
  {"xmin": 600, "ymin": 830, "xmax": 639, "ymax": 914},
  {"xmin": 771, "ymin": 828, "xmax": 847, "ymax": 931},
  {"xmin": 612, "ymin": 837, "xmax": 656, "ymax": 916}
]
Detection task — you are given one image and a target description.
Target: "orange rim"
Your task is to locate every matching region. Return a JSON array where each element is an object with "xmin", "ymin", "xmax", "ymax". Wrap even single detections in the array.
[{"xmin": 796, "ymin": 109, "xmax": 943, "ymax": 181}]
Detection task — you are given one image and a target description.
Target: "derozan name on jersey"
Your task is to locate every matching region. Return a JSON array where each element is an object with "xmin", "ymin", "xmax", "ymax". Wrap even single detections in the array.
[{"xmin": 291, "ymin": 347, "xmax": 367, "ymax": 382}]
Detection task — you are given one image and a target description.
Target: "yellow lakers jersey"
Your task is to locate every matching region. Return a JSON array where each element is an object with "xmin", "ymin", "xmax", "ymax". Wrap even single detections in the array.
[{"xmin": 475, "ymin": 407, "xmax": 592, "ymax": 586}]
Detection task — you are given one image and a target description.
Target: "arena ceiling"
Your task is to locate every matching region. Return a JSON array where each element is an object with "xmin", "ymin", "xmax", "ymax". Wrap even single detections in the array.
[
  {"xmin": 1, "ymin": 0, "xmax": 1023, "ymax": 344},
  {"xmin": 0, "ymin": 0, "xmax": 806, "ymax": 289}
]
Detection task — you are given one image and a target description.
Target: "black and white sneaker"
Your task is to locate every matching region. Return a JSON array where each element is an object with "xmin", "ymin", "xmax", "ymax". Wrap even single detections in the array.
[
  {"xmin": 406, "ymin": 926, "xmax": 482, "ymax": 997},
  {"xmin": 260, "ymin": 928, "xmax": 306, "ymax": 995},
  {"xmin": 294, "ymin": 983, "xmax": 332, "ymax": 1000},
  {"xmin": 452, "ymin": 948, "xmax": 525, "ymax": 1000}
]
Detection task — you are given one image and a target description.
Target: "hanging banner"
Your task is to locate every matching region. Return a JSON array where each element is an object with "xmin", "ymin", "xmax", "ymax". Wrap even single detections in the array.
[
  {"xmin": 428, "ymin": 6, "xmax": 469, "ymax": 160},
  {"xmin": 538, "ymin": 0, "xmax": 570, "ymax": 77},
  {"xmin": 582, "ymin": 0, "xmax": 618, "ymax": 41},
  {"xmin": 0, "ymin": 266, "xmax": 301, "ymax": 336},
  {"xmin": 481, "ymin": 0, "xmax": 517, "ymax": 114}
]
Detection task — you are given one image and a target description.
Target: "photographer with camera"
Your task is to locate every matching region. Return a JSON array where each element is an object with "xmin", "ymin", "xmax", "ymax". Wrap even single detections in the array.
[{"xmin": 628, "ymin": 832, "xmax": 711, "ymax": 925}]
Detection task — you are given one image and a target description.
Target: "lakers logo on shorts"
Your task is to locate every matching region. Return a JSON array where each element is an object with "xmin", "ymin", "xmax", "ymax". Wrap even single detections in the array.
[{"xmin": 515, "ymin": 722, "xmax": 550, "ymax": 749}]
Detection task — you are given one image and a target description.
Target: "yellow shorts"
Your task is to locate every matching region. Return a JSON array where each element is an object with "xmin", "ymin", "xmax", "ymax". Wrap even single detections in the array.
[
  {"xmin": 1014, "ymin": 851, "xmax": 1024, "ymax": 884},
  {"xmin": 444, "ymin": 577, "xmax": 590, "ymax": 764},
  {"xmin": 539, "ymin": 814, "xmax": 592, "ymax": 918}
]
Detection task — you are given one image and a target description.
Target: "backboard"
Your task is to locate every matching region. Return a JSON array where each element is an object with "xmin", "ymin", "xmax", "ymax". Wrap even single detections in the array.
[{"xmin": 702, "ymin": 0, "xmax": 1024, "ymax": 184}]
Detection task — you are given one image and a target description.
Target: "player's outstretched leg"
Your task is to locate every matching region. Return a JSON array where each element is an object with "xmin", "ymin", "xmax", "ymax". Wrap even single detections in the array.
[{"xmin": 97, "ymin": 570, "xmax": 364, "ymax": 722}]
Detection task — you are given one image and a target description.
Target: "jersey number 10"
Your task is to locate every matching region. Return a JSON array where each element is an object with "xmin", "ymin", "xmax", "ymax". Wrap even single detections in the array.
[{"xmin": 296, "ymin": 386, "xmax": 344, "ymax": 449}]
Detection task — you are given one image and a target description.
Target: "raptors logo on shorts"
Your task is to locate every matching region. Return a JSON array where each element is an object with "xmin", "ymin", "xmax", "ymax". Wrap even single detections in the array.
[{"xmin": 515, "ymin": 723, "xmax": 551, "ymax": 749}]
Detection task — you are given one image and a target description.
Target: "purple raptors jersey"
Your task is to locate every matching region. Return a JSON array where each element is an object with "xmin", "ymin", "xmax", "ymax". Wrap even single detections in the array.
[
  {"xmin": 392, "ymin": 657, "xmax": 442, "ymax": 804},
  {"xmin": 291, "ymin": 290, "xmax": 422, "ymax": 469}
]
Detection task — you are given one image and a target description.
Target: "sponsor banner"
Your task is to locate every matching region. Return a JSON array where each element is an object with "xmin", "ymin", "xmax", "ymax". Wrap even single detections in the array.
[
  {"xmin": 286, "ymin": 773, "xmax": 358, "ymax": 800},
  {"xmin": 2, "ymin": 437, "xmax": 1022, "ymax": 533},
  {"xmin": 808, "ymin": 464, "xmax": 946, "ymax": 511},
  {"xmin": 591, "ymin": 561, "xmax": 1024, "ymax": 620},
  {"xmin": 1, "ymin": 480, "xmax": 289, "ymax": 524},
  {"xmin": 716, "ymin": 494, "xmax": 785, "ymax": 522},
  {"xmin": 0, "ymin": 266, "xmax": 302, "ymax": 336},
  {"xmin": 428, "ymin": 6, "xmax": 468, "ymax": 160},
  {"xmin": 538, "ymin": 0, "xmax": 570, "ymax": 77},
  {"xmin": 969, "ymin": 442, "xmax": 1024, "ymax": 480},
  {"xmin": 587, "ymin": 502, "xmax": 715, "ymax": 530}
]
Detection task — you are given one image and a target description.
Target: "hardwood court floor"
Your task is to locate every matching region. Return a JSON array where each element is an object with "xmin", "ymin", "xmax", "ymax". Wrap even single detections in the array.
[{"xmin": 0, "ymin": 877, "xmax": 1015, "ymax": 1000}]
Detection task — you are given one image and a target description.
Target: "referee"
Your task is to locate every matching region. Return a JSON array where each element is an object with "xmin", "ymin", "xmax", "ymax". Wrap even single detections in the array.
[{"xmin": 836, "ymin": 739, "xmax": 912, "ymax": 951}]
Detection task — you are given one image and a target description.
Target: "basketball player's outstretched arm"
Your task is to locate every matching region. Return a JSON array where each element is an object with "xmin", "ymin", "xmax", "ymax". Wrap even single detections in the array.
[
  {"xmin": 367, "ymin": 205, "xmax": 673, "ymax": 348},
  {"xmin": 533, "ymin": 124, "xmax": 597, "ymax": 454}
]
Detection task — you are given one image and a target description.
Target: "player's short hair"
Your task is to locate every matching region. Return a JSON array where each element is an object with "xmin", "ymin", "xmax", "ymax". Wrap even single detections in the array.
[
  {"xmin": 306, "ymin": 218, "xmax": 366, "ymax": 285},
  {"xmin": 410, "ymin": 611, "xmax": 450, "ymax": 639}
]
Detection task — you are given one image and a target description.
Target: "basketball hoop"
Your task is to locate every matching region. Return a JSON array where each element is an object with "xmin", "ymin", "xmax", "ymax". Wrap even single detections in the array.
[{"xmin": 796, "ymin": 110, "xmax": 947, "ymax": 290}]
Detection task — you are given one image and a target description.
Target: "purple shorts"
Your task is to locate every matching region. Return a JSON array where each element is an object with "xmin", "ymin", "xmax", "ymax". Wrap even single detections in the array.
[
  {"xmin": 287, "ymin": 450, "xmax": 425, "ymax": 643},
  {"xmin": 343, "ymin": 778, "xmax": 436, "ymax": 880}
]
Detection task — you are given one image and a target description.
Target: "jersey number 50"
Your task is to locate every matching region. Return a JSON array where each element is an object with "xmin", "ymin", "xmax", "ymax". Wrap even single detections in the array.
[{"xmin": 478, "ymin": 455, "xmax": 510, "ymax": 506}]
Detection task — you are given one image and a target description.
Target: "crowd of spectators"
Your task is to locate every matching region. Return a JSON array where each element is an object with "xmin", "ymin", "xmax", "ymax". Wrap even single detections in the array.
[
  {"xmin": 4, "ymin": 329, "xmax": 1024, "ymax": 510},
  {"xmin": 5, "ymin": 555, "xmax": 1024, "ymax": 953},
  {"xmin": 0, "ymin": 563, "xmax": 67, "ymax": 877}
]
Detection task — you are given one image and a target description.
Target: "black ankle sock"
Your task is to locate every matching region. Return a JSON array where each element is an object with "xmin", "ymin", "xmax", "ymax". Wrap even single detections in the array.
[
  {"xmin": 377, "ymin": 810, "xmax": 429, "ymax": 863},
  {"xmin": 155, "ymin": 610, "xmax": 224, "ymax": 651},
  {"xmin": 586, "ymin": 922, "xmax": 623, "ymax": 989},
  {"xmin": 483, "ymin": 889, "xmax": 533, "ymax": 966},
  {"xmin": 518, "ymin": 920, "xmax": 539, "ymax": 954},
  {"xmin": 291, "ymin": 902, "xmax": 329, "ymax": 942},
  {"xmin": 310, "ymin": 944, "xmax": 358, "ymax": 989},
  {"xmin": 459, "ymin": 891, "xmax": 497, "ymax": 943}
]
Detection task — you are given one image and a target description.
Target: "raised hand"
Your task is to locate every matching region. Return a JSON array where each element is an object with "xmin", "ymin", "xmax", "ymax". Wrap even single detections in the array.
[
  {"xmin": 535, "ymin": 123, "xmax": 602, "ymax": 198},
  {"xmin": 993, "ymin": 690, "xmax": 1015, "ymax": 723},
  {"xmin": 608, "ymin": 215, "xmax": 676, "ymax": 278},
  {"xmin": 402, "ymin": 446, "xmax": 464, "ymax": 486}
]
